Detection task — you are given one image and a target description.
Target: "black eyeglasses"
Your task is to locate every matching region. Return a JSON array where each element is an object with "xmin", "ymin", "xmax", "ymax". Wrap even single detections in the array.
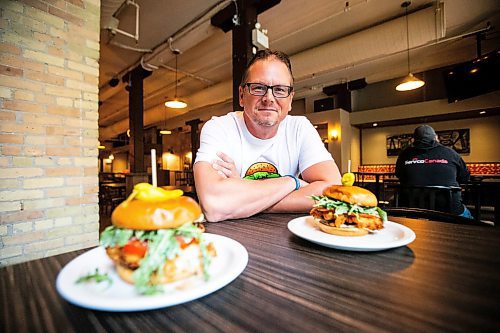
[{"xmin": 243, "ymin": 83, "xmax": 293, "ymax": 98}]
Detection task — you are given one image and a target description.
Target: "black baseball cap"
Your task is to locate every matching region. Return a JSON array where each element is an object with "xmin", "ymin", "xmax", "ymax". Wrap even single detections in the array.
[{"xmin": 414, "ymin": 125, "xmax": 437, "ymax": 143}]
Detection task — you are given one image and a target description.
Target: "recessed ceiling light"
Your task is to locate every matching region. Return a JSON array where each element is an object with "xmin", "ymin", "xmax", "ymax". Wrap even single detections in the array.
[
  {"xmin": 372, "ymin": 123, "xmax": 378, "ymax": 127},
  {"xmin": 479, "ymin": 111, "xmax": 486, "ymax": 115}
]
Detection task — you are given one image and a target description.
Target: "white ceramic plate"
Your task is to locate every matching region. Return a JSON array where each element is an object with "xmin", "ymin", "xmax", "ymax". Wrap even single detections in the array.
[
  {"xmin": 288, "ymin": 216, "xmax": 416, "ymax": 252},
  {"xmin": 56, "ymin": 234, "xmax": 248, "ymax": 311}
]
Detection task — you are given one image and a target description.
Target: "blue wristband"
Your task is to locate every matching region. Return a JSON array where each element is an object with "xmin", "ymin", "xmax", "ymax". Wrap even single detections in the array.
[{"xmin": 285, "ymin": 175, "xmax": 300, "ymax": 191}]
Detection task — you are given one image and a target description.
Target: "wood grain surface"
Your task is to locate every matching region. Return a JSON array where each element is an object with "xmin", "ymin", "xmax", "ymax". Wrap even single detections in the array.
[{"xmin": 2, "ymin": 213, "xmax": 500, "ymax": 333}]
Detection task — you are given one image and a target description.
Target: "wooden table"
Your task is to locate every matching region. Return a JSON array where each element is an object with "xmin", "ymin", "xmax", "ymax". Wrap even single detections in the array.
[
  {"xmin": 2, "ymin": 214, "xmax": 500, "ymax": 332},
  {"xmin": 463, "ymin": 178, "xmax": 500, "ymax": 224}
]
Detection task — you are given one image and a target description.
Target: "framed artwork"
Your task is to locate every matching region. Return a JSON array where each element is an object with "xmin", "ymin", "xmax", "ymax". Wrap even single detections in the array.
[{"xmin": 386, "ymin": 128, "xmax": 470, "ymax": 156}]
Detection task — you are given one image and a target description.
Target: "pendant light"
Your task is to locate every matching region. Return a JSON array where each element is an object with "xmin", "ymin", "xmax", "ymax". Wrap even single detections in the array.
[
  {"xmin": 396, "ymin": 1, "xmax": 425, "ymax": 91},
  {"xmin": 165, "ymin": 50, "xmax": 187, "ymax": 108}
]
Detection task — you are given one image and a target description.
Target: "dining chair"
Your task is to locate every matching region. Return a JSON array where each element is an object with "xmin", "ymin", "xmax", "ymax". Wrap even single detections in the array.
[
  {"xmin": 394, "ymin": 185, "xmax": 462, "ymax": 213},
  {"xmin": 100, "ymin": 184, "xmax": 126, "ymax": 216}
]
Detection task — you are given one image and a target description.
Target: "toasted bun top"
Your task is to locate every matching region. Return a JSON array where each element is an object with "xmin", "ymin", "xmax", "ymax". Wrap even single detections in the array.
[
  {"xmin": 246, "ymin": 162, "xmax": 278, "ymax": 175},
  {"xmin": 111, "ymin": 196, "xmax": 203, "ymax": 230},
  {"xmin": 323, "ymin": 185, "xmax": 378, "ymax": 207}
]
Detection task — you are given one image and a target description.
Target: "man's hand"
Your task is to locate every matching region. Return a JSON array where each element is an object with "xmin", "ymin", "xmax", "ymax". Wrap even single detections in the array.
[{"xmin": 212, "ymin": 152, "xmax": 239, "ymax": 179}]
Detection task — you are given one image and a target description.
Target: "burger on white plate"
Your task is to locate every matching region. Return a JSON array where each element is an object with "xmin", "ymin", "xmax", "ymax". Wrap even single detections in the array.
[
  {"xmin": 100, "ymin": 183, "xmax": 216, "ymax": 294},
  {"xmin": 310, "ymin": 185, "xmax": 387, "ymax": 236}
]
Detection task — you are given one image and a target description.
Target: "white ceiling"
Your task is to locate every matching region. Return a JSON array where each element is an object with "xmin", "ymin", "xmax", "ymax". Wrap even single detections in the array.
[{"xmin": 98, "ymin": 0, "xmax": 500, "ymax": 140}]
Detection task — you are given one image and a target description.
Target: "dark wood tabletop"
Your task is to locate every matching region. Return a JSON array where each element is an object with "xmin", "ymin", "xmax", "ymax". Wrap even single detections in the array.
[{"xmin": 2, "ymin": 213, "xmax": 500, "ymax": 333}]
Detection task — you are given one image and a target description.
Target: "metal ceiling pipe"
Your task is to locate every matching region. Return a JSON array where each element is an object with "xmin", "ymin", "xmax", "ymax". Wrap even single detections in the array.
[
  {"xmin": 99, "ymin": 3, "xmax": 443, "ymax": 140},
  {"xmin": 99, "ymin": 80, "xmax": 232, "ymax": 140}
]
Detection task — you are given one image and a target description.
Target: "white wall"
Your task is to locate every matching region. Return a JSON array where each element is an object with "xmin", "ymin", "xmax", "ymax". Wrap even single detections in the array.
[{"xmin": 361, "ymin": 115, "xmax": 500, "ymax": 165}]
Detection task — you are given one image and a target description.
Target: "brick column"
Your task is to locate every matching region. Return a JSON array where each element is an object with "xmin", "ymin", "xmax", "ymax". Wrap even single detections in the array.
[{"xmin": 0, "ymin": 0, "xmax": 101, "ymax": 266}]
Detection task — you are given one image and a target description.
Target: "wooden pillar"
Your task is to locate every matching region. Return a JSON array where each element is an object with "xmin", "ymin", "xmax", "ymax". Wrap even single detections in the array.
[
  {"xmin": 127, "ymin": 66, "xmax": 151, "ymax": 173},
  {"xmin": 124, "ymin": 66, "xmax": 151, "ymax": 194},
  {"xmin": 232, "ymin": 0, "xmax": 257, "ymax": 111},
  {"xmin": 186, "ymin": 118, "xmax": 202, "ymax": 167},
  {"xmin": 211, "ymin": 0, "xmax": 281, "ymax": 110}
]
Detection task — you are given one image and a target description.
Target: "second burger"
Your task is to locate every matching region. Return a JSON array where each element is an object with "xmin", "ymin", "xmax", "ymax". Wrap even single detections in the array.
[{"xmin": 310, "ymin": 185, "xmax": 387, "ymax": 236}]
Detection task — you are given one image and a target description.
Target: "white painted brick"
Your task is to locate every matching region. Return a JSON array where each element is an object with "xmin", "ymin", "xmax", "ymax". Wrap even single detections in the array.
[
  {"xmin": 0, "ymin": 225, "xmax": 9, "ymax": 236},
  {"xmin": 13, "ymin": 221, "xmax": 33, "ymax": 234},
  {"xmin": 0, "ymin": 189, "xmax": 44, "ymax": 201},
  {"xmin": 0, "ymin": 201, "xmax": 21, "ymax": 212},
  {"xmin": 34, "ymin": 219, "xmax": 55, "ymax": 230}
]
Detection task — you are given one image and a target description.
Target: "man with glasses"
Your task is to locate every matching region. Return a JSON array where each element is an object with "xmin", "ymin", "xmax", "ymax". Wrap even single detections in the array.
[{"xmin": 194, "ymin": 50, "xmax": 341, "ymax": 222}]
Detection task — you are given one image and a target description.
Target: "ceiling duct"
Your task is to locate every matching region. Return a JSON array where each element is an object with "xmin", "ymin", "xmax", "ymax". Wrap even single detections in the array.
[
  {"xmin": 323, "ymin": 78, "xmax": 367, "ymax": 95},
  {"xmin": 121, "ymin": 0, "xmax": 233, "ymax": 72},
  {"xmin": 100, "ymin": 3, "xmax": 444, "ymax": 140},
  {"xmin": 100, "ymin": 0, "xmax": 126, "ymax": 29},
  {"xmin": 98, "ymin": 0, "xmax": 232, "ymax": 100},
  {"xmin": 292, "ymin": 4, "xmax": 444, "ymax": 83}
]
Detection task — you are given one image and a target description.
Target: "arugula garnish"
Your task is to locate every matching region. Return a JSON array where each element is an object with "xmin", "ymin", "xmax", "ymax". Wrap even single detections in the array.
[
  {"xmin": 311, "ymin": 195, "xmax": 388, "ymax": 222},
  {"xmin": 99, "ymin": 223, "xmax": 211, "ymax": 295},
  {"xmin": 76, "ymin": 268, "xmax": 112, "ymax": 286}
]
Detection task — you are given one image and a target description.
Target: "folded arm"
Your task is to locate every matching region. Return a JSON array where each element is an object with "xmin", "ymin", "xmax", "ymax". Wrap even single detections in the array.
[
  {"xmin": 194, "ymin": 152, "xmax": 341, "ymax": 221},
  {"xmin": 264, "ymin": 160, "xmax": 341, "ymax": 213},
  {"xmin": 194, "ymin": 161, "xmax": 298, "ymax": 222}
]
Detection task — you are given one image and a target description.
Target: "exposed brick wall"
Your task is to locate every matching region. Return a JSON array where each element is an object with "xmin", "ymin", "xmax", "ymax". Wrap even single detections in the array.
[{"xmin": 0, "ymin": 0, "xmax": 101, "ymax": 266}]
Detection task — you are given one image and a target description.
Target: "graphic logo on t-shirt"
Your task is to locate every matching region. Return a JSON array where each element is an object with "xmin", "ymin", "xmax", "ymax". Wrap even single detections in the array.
[
  {"xmin": 404, "ymin": 157, "xmax": 449, "ymax": 165},
  {"xmin": 244, "ymin": 162, "xmax": 281, "ymax": 180}
]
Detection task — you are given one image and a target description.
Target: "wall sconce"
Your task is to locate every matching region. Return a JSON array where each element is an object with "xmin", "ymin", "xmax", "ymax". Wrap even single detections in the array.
[
  {"xmin": 330, "ymin": 129, "xmax": 339, "ymax": 141},
  {"xmin": 162, "ymin": 149, "xmax": 180, "ymax": 170},
  {"xmin": 108, "ymin": 154, "xmax": 114, "ymax": 160}
]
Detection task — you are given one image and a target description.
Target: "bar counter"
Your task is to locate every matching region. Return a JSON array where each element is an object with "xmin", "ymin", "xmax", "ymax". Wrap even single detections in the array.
[{"xmin": 2, "ymin": 213, "xmax": 500, "ymax": 332}]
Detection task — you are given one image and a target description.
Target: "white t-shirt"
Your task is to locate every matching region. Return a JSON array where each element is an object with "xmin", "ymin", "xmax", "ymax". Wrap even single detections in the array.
[{"xmin": 195, "ymin": 112, "xmax": 333, "ymax": 178}]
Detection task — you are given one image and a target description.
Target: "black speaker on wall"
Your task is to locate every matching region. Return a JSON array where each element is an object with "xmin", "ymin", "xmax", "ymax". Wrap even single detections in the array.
[
  {"xmin": 444, "ymin": 49, "xmax": 499, "ymax": 103},
  {"xmin": 314, "ymin": 97, "xmax": 334, "ymax": 112}
]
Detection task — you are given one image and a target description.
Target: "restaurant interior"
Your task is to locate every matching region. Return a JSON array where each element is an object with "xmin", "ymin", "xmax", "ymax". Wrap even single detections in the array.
[
  {"xmin": 97, "ymin": 0, "xmax": 499, "ymax": 222},
  {"xmin": 3, "ymin": 0, "xmax": 500, "ymax": 330}
]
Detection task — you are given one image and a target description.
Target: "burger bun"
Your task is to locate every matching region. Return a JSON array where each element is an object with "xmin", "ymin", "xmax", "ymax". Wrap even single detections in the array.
[
  {"xmin": 111, "ymin": 196, "xmax": 202, "ymax": 230},
  {"xmin": 323, "ymin": 185, "xmax": 378, "ymax": 207},
  {"xmin": 313, "ymin": 219, "xmax": 368, "ymax": 237}
]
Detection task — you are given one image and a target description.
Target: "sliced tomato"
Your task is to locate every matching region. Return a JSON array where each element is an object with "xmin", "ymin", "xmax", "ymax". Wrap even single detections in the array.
[
  {"xmin": 123, "ymin": 239, "xmax": 147, "ymax": 257},
  {"xmin": 175, "ymin": 236, "xmax": 198, "ymax": 249}
]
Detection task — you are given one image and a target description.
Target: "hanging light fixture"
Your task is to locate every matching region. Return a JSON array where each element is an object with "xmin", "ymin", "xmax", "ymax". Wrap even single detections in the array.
[
  {"xmin": 396, "ymin": 1, "xmax": 425, "ymax": 91},
  {"xmin": 160, "ymin": 96, "xmax": 173, "ymax": 135},
  {"xmin": 165, "ymin": 50, "xmax": 187, "ymax": 108}
]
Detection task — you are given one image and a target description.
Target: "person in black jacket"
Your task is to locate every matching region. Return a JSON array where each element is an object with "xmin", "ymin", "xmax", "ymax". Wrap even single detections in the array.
[{"xmin": 395, "ymin": 125, "xmax": 472, "ymax": 218}]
